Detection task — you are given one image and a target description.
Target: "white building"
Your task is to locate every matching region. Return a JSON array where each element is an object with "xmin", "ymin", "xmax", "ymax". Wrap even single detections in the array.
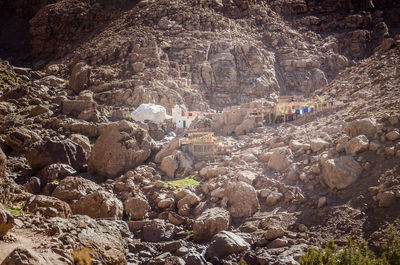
[
  {"xmin": 172, "ymin": 105, "xmax": 200, "ymax": 129},
  {"xmin": 131, "ymin": 103, "xmax": 167, "ymax": 124}
]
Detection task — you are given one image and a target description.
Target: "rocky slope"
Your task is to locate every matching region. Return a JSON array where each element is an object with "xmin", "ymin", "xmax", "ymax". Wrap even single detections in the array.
[
  {"xmin": 2, "ymin": 0, "xmax": 400, "ymax": 110},
  {"xmin": 0, "ymin": 0, "xmax": 400, "ymax": 264}
]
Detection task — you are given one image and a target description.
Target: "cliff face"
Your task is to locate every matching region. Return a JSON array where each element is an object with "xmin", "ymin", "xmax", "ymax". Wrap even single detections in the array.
[{"xmin": 1, "ymin": 0, "xmax": 399, "ymax": 111}]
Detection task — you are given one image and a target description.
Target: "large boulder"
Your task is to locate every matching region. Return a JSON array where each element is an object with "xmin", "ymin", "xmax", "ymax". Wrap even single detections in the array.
[
  {"xmin": 235, "ymin": 118, "xmax": 255, "ymax": 135},
  {"xmin": 205, "ymin": 231, "xmax": 250, "ymax": 259},
  {"xmin": 142, "ymin": 219, "xmax": 175, "ymax": 242},
  {"xmin": 310, "ymin": 138, "xmax": 329, "ymax": 153},
  {"xmin": 322, "ymin": 156, "xmax": 363, "ymax": 189},
  {"xmin": 193, "ymin": 207, "xmax": 230, "ymax": 242},
  {"xmin": 154, "ymin": 137, "xmax": 180, "ymax": 163},
  {"xmin": 160, "ymin": 155, "xmax": 178, "ymax": 178},
  {"xmin": 124, "ymin": 195, "xmax": 150, "ymax": 220},
  {"xmin": 25, "ymin": 195, "xmax": 72, "ymax": 218},
  {"xmin": 199, "ymin": 166, "xmax": 228, "ymax": 179},
  {"xmin": 52, "ymin": 176, "xmax": 101, "ymax": 204},
  {"xmin": 37, "ymin": 163, "xmax": 77, "ymax": 185},
  {"xmin": 88, "ymin": 121, "xmax": 152, "ymax": 180},
  {"xmin": 26, "ymin": 140, "xmax": 87, "ymax": 171},
  {"xmin": 289, "ymin": 139, "xmax": 310, "ymax": 151},
  {"xmin": 0, "ymin": 204, "xmax": 14, "ymax": 238},
  {"xmin": 176, "ymin": 190, "xmax": 201, "ymax": 216},
  {"xmin": 345, "ymin": 135, "xmax": 369, "ymax": 155},
  {"xmin": 5, "ymin": 128, "xmax": 41, "ymax": 152},
  {"xmin": 267, "ymin": 147, "xmax": 293, "ymax": 172},
  {"xmin": 68, "ymin": 133, "xmax": 91, "ymax": 154},
  {"xmin": 345, "ymin": 118, "xmax": 377, "ymax": 138},
  {"xmin": 72, "ymin": 190, "xmax": 123, "ymax": 219},
  {"xmin": 69, "ymin": 215, "xmax": 127, "ymax": 265},
  {"xmin": 378, "ymin": 191, "xmax": 396, "ymax": 207},
  {"xmin": 225, "ymin": 181, "xmax": 260, "ymax": 217},
  {"xmin": 69, "ymin": 62, "xmax": 91, "ymax": 94},
  {"xmin": 0, "ymin": 147, "xmax": 6, "ymax": 178},
  {"xmin": 386, "ymin": 130, "xmax": 400, "ymax": 141}
]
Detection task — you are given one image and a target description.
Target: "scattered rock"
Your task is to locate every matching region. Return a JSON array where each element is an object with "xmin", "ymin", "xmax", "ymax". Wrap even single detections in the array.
[
  {"xmin": 5, "ymin": 128, "xmax": 41, "ymax": 152},
  {"xmin": 205, "ymin": 231, "xmax": 250, "ymax": 259},
  {"xmin": 1, "ymin": 247, "xmax": 44, "ymax": 265},
  {"xmin": 193, "ymin": 207, "xmax": 230, "ymax": 242},
  {"xmin": 225, "ymin": 181, "xmax": 260, "ymax": 217},
  {"xmin": 72, "ymin": 190, "xmax": 123, "ymax": 219},
  {"xmin": 124, "ymin": 195, "xmax": 150, "ymax": 220},
  {"xmin": 378, "ymin": 191, "xmax": 396, "ymax": 207},
  {"xmin": 386, "ymin": 131, "xmax": 400, "ymax": 141},
  {"xmin": 25, "ymin": 195, "xmax": 72, "ymax": 218},
  {"xmin": 199, "ymin": 166, "xmax": 228, "ymax": 179},
  {"xmin": 161, "ymin": 155, "xmax": 178, "ymax": 178},
  {"xmin": 267, "ymin": 147, "xmax": 293, "ymax": 171},
  {"xmin": 322, "ymin": 156, "xmax": 363, "ymax": 189},
  {"xmin": 310, "ymin": 138, "xmax": 329, "ymax": 152},
  {"xmin": 317, "ymin": 196, "xmax": 327, "ymax": 208},
  {"xmin": 52, "ymin": 176, "xmax": 101, "ymax": 204},
  {"xmin": 0, "ymin": 148, "xmax": 6, "ymax": 178},
  {"xmin": 70, "ymin": 62, "xmax": 91, "ymax": 93},
  {"xmin": 345, "ymin": 118, "xmax": 377, "ymax": 138},
  {"xmin": 26, "ymin": 140, "xmax": 87, "ymax": 171},
  {"xmin": 345, "ymin": 135, "xmax": 369, "ymax": 155},
  {"xmin": 264, "ymin": 227, "xmax": 285, "ymax": 240}
]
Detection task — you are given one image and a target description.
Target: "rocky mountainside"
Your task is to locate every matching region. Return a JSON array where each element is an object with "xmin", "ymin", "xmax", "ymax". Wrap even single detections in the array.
[
  {"xmin": 0, "ymin": 0, "xmax": 400, "ymax": 264},
  {"xmin": 2, "ymin": 0, "xmax": 400, "ymax": 110}
]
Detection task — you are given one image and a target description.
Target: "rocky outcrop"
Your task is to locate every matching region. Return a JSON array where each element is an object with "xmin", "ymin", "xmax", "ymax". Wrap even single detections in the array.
[
  {"xmin": 26, "ymin": 140, "xmax": 87, "ymax": 171},
  {"xmin": 322, "ymin": 156, "xmax": 363, "ymax": 190},
  {"xmin": 193, "ymin": 207, "xmax": 230, "ymax": 242},
  {"xmin": 88, "ymin": 121, "xmax": 152, "ymax": 180},
  {"xmin": 225, "ymin": 181, "xmax": 260, "ymax": 217},
  {"xmin": 0, "ymin": 204, "xmax": 14, "ymax": 238}
]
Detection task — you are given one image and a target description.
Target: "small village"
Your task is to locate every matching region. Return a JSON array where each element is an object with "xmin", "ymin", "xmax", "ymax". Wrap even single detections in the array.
[
  {"xmin": 2, "ymin": 0, "xmax": 400, "ymax": 263},
  {"xmin": 131, "ymin": 96, "xmax": 342, "ymax": 162}
]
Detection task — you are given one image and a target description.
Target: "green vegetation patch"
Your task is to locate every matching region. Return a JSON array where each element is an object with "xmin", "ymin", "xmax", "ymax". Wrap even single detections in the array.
[
  {"xmin": 6, "ymin": 206, "xmax": 24, "ymax": 216},
  {"xmin": 299, "ymin": 225, "xmax": 400, "ymax": 265},
  {"xmin": 0, "ymin": 70, "xmax": 22, "ymax": 89},
  {"xmin": 167, "ymin": 176, "xmax": 200, "ymax": 189}
]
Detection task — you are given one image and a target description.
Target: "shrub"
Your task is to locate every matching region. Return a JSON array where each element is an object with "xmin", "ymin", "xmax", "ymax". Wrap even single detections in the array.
[
  {"xmin": 72, "ymin": 247, "xmax": 92, "ymax": 265},
  {"xmin": 299, "ymin": 225, "xmax": 400, "ymax": 265},
  {"xmin": 382, "ymin": 226, "xmax": 400, "ymax": 265}
]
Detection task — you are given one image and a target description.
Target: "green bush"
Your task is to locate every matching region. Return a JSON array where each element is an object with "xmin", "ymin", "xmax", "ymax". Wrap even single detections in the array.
[
  {"xmin": 382, "ymin": 226, "xmax": 400, "ymax": 265},
  {"xmin": 299, "ymin": 226, "xmax": 400, "ymax": 265}
]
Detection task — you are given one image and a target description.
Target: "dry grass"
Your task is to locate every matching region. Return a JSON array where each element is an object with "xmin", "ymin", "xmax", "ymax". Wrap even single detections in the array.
[{"xmin": 72, "ymin": 247, "xmax": 92, "ymax": 265}]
